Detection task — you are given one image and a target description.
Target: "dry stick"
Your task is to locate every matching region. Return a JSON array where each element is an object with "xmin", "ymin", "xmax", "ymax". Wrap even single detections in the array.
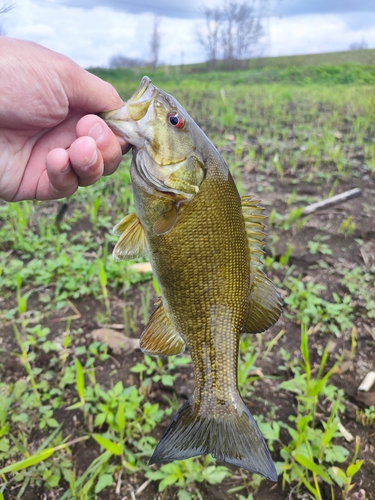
[{"xmin": 300, "ymin": 187, "xmax": 362, "ymax": 216}]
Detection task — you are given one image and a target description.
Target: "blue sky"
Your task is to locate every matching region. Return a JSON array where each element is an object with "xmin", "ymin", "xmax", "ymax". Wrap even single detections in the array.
[{"xmin": 1, "ymin": 0, "xmax": 374, "ymax": 68}]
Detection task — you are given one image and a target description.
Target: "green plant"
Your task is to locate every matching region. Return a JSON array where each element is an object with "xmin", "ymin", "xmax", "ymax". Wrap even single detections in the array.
[
  {"xmin": 338, "ymin": 216, "xmax": 355, "ymax": 236},
  {"xmin": 131, "ymin": 354, "xmax": 190, "ymax": 390},
  {"xmin": 278, "ymin": 324, "xmax": 349, "ymax": 499},
  {"xmin": 284, "ymin": 276, "xmax": 354, "ymax": 335},
  {"xmin": 330, "ymin": 437, "xmax": 364, "ymax": 499},
  {"xmin": 308, "ymin": 240, "xmax": 333, "ymax": 256},
  {"xmin": 146, "ymin": 456, "xmax": 229, "ymax": 499},
  {"xmin": 356, "ymin": 406, "xmax": 375, "ymax": 426}
]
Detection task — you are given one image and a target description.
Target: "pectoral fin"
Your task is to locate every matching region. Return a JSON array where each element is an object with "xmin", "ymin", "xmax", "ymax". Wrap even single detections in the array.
[
  {"xmin": 140, "ymin": 299, "xmax": 186, "ymax": 355},
  {"xmin": 243, "ymin": 268, "xmax": 282, "ymax": 333},
  {"xmin": 112, "ymin": 213, "xmax": 147, "ymax": 261},
  {"xmin": 153, "ymin": 204, "xmax": 178, "ymax": 236},
  {"xmin": 241, "ymin": 196, "xmax": 282, "ymax": 333}
]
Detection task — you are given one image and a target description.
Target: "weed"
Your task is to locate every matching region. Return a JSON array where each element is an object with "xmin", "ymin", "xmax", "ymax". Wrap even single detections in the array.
[
  {"xmin": 284, "ymin": 276, "xmax": 354, "ymax": 335},
  {"xmin": 356, "ymin": 406, "xmax": 375, "ymax": 426},
  {"xmin": 146, "ymin": 456, "xmax": 229, "ymax": 499},
  {"xmin": 278, "ymin": 324, "xmax": 351, "ymax": 499}
]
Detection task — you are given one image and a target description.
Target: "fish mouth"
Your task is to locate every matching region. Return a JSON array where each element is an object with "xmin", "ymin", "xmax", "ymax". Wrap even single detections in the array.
[
  {"xmin": 101, "ymin": 76, "xmax": 155, "ymax": 124},
  {"xmin": 100, "ymin": 76, "xmax": 156, "ymax": 146},
  {"xmin": 132, "ymin": 76, "xmax": 154, "ymax": 104}
]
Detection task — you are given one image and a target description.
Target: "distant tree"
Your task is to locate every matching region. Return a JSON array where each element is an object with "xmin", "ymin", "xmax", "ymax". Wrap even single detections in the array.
[
  {"xmin": 349, "ymin": 39, "xmax": 369, "ymax": 51},
  {"xmin": 195, "ymin": 6, "xmax": 222, "ymax": 66},
  {"xmin": 109, "ymin": 54, "xmax": 145, "ymax": 68},
  {"xmin": 195, "ymin": 1, "xmax": 265, "ymax": 67},
  {"xmin": 0, "ymin": 0, "xmax": 14, "ymax": 14},
  {"xmin": 0, "ymin": 0, "xmax": 15, "ymax": 36},
  {"xmin": 149, "ymin": 15, "xmax": 163, "ymax": 69},
  {"xmin": 221, "ymin": 1, "xmax": 264, "ymax": 64}
]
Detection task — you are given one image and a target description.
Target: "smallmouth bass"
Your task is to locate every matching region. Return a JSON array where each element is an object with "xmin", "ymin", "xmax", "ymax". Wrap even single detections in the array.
[{"xmin": 101, "ymin": 77, "xmax": 282, "ymax": 481}]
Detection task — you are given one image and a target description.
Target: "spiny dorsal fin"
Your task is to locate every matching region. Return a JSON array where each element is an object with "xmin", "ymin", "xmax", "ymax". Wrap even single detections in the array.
[
  {"xmin": 241, "ymin": 196, "xmax": 282, "ymax": 333},
  {"xmin": 243, "ymin": 268, "xmax": 282, "ymax": 333},
  {"xmin": 112, "ymin": 213, "xmax": 147, "ymax": 262},
  {"xmin": 241, "ymin": 196, "xmax": 267, "ymax": 266},
  {"xmin": 153, "ymin": 204, "xmax": 178, "ymax": 236},
  {"xmin": 140, "ymin": 298, "xmax": 186, "ymax": 355}
]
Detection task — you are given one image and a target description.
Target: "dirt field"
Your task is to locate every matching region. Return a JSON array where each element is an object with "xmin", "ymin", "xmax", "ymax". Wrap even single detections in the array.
[{"xmin": 1, "ymin": 81, "xmax": 375, "ymax": 500}]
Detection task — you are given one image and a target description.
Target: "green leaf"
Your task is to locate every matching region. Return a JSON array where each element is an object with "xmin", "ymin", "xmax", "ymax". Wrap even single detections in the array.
[
  {"xmin": 95, "ymin": 473, "xmax": 113, "ymax": 493},
  {"xmin": 130, "ymin": 363, "xmax": 147, "ymax": 373},
  {"xmin": 46, "ymin": 418, "xmax": 59, "ymax": 428},
  {"xmin": 75, "ymin": 358, "xmax": 85, "ymax": 401},
  {"xmin": 0, "ymin": 448, "xmax": 54, "ymax": 474},
  {"xmin": 330, "ymin": 466, "xmax": 347, "ymax": 487},
  {"xmin": 295, "ymin": 454, "xmax": 332, "ymax": 484},
  {"xmin": 94, "ymin": 413, "xmax": 107, "ymax": 427},
  {"xmin": 92, "ymin": 434, "xmax": 122, "ymax": 455},
  {"xmin": 159, "ymin": 474, "xmax": 179, "ymax": 492},
  {"xmin": 66, "ymin": 401, "xmax": 84, "ymax": 410},
  {"xmin": 117, "ymin": 401, "xmax": 126, "ymax": 435},
  {"xmin": 178, "ymin": 490, "xmax": 193, "ymax": 500},
  {"xmin": 346, "ymin": 460, "xmax": 363, "ymax": 478},
  {"xmin": 203, "ymin": 466, "xmax": 229, "ymax": 484},
  {"xmin": 145, "ymin": 470, "xmax": 166, "ymax": 481}
]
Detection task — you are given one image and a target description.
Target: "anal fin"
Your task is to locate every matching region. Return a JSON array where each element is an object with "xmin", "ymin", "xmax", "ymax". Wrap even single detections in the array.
[
  {"xmin": 112, "ymin": 213, "xmax": 147, "ymax": 262},
  {"xmin": 140, "ymin": 299, "xmax": 186, "ymax": 355}
]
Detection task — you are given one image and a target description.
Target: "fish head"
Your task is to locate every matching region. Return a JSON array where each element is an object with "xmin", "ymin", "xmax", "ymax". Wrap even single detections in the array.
[{"xmin": 101, "ymin": 76, "xmax": 205, "ymax": 200}]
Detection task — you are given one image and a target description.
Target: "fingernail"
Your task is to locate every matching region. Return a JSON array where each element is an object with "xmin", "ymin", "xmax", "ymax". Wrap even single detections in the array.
[
  {"xmin": 88, "ymin": 123, "xmax": 104, "ymax": 142},
  {"xmin": 61, "ymin": 161, "xmax": 72, "ymax": 174},
  {"xmin": 85, "ymin": 149, "xmax": 98, "ymax": 167}
]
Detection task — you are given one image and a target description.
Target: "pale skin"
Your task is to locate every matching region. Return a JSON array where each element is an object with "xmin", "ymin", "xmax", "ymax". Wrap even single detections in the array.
[{"xmin": 0, "ymin": 37, "xmax": 129, "ymax": 202}]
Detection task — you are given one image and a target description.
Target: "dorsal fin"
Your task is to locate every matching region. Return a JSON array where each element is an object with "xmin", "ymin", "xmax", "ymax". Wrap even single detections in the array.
[
  {"xmin": 140, "ymin": 298, "xmax": 186, "ymax": 355},
  {"xmin": 112, "ymin": 213, "xmax": 147, "ymax": 261},
  {"xmin": 241, "ymin": 196, "xmax": 282, "ymax": 333},
  {"xmin": 241, "ymin": 196, "xmax": 267, "ymax": 265}
]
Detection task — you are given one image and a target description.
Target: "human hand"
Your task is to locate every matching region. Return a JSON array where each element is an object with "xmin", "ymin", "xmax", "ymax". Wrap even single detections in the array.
[{"xmin": 0, "ymin": 37, "xmax": 129, "ymax": 202}]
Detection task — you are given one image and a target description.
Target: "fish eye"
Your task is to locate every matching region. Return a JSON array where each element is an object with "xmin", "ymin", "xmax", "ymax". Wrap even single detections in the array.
[{"xmin": 168, "ymin": 112, "xmax": 185, "ymax": 129}]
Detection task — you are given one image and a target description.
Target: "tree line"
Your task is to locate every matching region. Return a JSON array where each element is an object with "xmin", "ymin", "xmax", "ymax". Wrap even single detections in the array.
[
  {"xmin": 109, "ymin": 1, "xmax": 265, "ymax": 70},
  {"xmin": 196, "ymin": 1, "xmax": 264, "ymax": 67}
]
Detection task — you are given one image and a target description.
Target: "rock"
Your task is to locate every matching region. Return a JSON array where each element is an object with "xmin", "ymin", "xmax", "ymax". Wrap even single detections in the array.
[{"xmin": 90, "ymin": 328, "xmax": 139, "ymax": 355}]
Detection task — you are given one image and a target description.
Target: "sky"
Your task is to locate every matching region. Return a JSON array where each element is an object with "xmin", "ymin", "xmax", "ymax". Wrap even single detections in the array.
[{"xmin": 0, "ymin": 0, "xmax": 375, "ymax": 68}]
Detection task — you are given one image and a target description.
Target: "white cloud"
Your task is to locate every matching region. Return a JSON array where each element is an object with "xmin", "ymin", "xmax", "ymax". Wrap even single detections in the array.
[
  {"xmin": 268, "ymin": 13, "xmax": 375, "ymax": 56},
  {"xmin": 1, "ymin": 1, "xmax": 374, "ymax": 69}
]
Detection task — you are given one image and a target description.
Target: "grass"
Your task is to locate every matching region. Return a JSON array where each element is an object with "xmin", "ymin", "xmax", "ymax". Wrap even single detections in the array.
[{"xmin": 1, "ymin": 56, "xmax": 375, "ymax": 499}]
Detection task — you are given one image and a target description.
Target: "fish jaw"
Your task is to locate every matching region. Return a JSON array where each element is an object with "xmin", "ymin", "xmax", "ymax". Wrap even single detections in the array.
[{"xmin": 100, "ymin": 76, "xmax": 156, "ymax": 148}]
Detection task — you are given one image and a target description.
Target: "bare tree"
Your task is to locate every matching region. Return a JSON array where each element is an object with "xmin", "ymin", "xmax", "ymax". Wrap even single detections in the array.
[
  {"xmin": 0, "ymin": 0, "xmax": 15, "ymax": 36},
  {"xmin": 196, "ymin": 6, "xmax": 222, "ymax": 65},
  {"xmin": 149, "ymin": 15, "xmax": 163, "ymax": 69},
  {"xmin": 349, "ymin": 39, "xmax": 369, "ymax": 51},
  {"xmin": 0, "ymin": 0, "xmax": 14, "ymax": 14},
  {"xmin": 195, "ymin": 2, "xmax": 264, "ymax": 67},
  {"xmin": 221, "ymin": 1, "xmax": 264, "ymax": 64}
]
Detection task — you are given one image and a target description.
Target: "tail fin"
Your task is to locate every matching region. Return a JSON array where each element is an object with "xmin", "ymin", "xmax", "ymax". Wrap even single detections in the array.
[{"xmin": 149, "ymin": 399, "xmax": 277, "ymax": 481}]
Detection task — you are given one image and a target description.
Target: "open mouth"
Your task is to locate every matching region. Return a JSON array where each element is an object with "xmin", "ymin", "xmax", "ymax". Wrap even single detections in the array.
[
  {"xmin": 126, "ymin": 76, "xmax": 156, "ymax": 122},
  {"xmin": 132, "ymin": 76, "xmax": 153, "ymax": 102}
]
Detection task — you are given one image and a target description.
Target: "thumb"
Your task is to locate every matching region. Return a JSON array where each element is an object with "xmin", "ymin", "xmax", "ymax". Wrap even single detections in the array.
[{"xmin": 60, "ymin": 59, "xmax": 124, "ymax": 113}]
